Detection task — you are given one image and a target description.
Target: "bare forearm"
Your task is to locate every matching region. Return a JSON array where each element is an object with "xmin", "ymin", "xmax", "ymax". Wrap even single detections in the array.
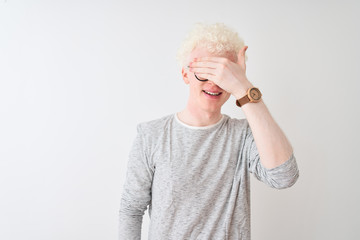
[
  {"xmin": 241, "ymin": 99, "xmax": 293, "ymax": 169},
  {"xmin": 189, "ymin": 47, "xmax": 294, "ymax": 169}
]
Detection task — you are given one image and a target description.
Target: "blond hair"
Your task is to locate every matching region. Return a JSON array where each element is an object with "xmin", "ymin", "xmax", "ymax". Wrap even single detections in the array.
[{"xmin": 176, "ymin": 22, "xmax": 246, "ymax": 67}]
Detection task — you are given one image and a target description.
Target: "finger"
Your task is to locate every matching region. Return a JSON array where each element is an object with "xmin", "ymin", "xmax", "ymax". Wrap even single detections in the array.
[
  {"xmin": 193, "ymin": 56, "xmax": 229, "ymax": 64},
  {"xmin": 190, "ymin": 67, "xmax": 217, "ymax": 75},
  {"xmin": 195, "ymin": 73, "xmax": 218, "ymax": 82},
  {"xmin": 189, "ymin": 60, "xmax": 219, "ymax": 69}
]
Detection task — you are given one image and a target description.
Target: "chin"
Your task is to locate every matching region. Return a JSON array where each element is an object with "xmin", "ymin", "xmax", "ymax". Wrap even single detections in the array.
[{"xmin": 201, "ymin": 102, "xmax": 224, "ymax": 113}]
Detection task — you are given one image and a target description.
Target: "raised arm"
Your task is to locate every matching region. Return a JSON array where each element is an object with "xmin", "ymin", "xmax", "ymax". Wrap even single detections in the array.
[{"xmin": 188, "ymin": 46, "xmax": 295, "ymax": 169}]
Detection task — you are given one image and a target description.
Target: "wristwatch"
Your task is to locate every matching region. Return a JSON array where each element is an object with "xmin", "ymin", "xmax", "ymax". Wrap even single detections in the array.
[{"xmin": 236, "ymin": 87, "xmax": 262, "ymax": 107}]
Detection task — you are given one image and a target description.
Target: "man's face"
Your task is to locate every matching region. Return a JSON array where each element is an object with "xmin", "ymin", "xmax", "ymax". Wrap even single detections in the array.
[{"xmin": 182, "ymin": 46, "xmax": 233, "ymax": 114}]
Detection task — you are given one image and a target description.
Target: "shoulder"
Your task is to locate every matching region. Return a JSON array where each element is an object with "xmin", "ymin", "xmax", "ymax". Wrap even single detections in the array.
[
  {"xmin": 222, "ymin": 115, "xmax": 253, "ymax": 139},
  {"xmin": 137, "ymin": 114, "xmax": 174, "ymax": 136},
  {"xmin": 223, "ymin": 114, "xmax": 249, "ymax": 129}
]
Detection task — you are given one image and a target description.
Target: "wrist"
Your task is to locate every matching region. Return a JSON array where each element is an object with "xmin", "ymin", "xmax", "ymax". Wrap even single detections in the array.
[{"xmin": 232, "ymin": 81, "xmax": 253, "ymax": 99}]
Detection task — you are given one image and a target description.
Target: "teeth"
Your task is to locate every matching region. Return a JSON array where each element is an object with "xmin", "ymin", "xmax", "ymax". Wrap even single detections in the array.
[{"xmin": 204, "ymin": 90, "xmax": 221, "ymax": 96}]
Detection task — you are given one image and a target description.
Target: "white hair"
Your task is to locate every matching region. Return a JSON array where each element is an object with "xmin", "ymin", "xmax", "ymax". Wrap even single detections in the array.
[{"xmin": 176, "ymin": 22, "xmax": 246, "ymax": 68}]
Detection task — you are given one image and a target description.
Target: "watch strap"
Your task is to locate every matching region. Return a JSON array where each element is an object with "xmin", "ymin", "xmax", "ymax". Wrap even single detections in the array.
[{"xmin": 236, "ymin": 95, "xmax": 250, "ymax": 107}]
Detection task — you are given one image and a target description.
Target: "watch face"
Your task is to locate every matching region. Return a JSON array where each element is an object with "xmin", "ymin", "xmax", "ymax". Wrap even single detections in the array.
[{"xmin": 249, "ymin": 88, "xmax": 262, "ymax": 101}]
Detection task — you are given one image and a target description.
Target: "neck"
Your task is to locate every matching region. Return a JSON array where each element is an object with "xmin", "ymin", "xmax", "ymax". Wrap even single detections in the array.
[{"xmin": 177, "ymin": 103, "xmax": 223, "ymax": 127}]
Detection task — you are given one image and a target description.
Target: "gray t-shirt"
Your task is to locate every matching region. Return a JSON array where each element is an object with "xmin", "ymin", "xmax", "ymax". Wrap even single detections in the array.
[{"xmin": 119, "ymin": 113, "xmax": 299, "ymax": 240}]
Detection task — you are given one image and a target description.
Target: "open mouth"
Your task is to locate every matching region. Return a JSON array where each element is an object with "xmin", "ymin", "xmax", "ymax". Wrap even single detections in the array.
[{"xmin": 202, "ymin": 90, "xmax": 222, "ymax": 96}]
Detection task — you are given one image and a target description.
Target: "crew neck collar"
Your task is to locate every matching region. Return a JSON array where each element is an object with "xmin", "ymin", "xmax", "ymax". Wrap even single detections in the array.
[{"xmin": 174, "ymin": 113, "xmax": 225, "ymax": 130}]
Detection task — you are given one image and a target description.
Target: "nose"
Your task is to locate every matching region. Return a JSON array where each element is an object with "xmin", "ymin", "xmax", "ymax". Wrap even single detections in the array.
[
  {"xmin": 205, "ymin": 80, "xmax": 224, "ymax": 91},
  {"xmin": 207, "ymin": 80, "xmax": 218, "ymax": 87}
]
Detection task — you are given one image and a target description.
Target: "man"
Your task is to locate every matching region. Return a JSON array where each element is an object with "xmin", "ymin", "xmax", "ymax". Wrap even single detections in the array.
[{"xmin": 119, "ymin": 22, "xmax": 299, "ymax": 240}]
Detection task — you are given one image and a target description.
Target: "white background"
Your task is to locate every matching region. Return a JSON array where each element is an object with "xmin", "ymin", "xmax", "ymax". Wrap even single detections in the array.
[{"xmin": 1, "ymin": 0, "xmax": 359, "ymax": 239}]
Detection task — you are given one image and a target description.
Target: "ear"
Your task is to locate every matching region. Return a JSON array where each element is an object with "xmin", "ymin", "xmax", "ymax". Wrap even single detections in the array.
[
  {"xmin": 182, "ymin": 67, "xmax": 190, "ymax": 84},
  {"xmin": 237, "ymin": 46, "xmax": 248, "ymax": 70}
]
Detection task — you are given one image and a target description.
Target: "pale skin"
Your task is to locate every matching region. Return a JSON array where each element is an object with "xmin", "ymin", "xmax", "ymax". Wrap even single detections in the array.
[{"xmin": 178, "ymin": 45, "xmax": 293, "ymax": 169}]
